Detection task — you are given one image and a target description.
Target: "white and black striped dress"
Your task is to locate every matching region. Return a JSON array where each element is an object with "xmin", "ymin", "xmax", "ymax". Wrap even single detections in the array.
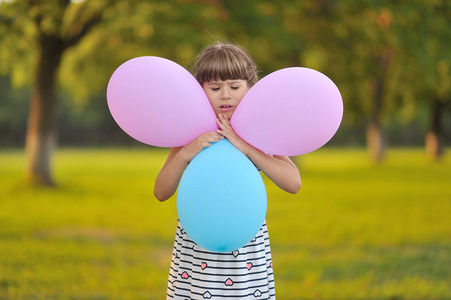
[{"xmin": 167, "ymin": 220, "xmax": 275, "ymax": 299}]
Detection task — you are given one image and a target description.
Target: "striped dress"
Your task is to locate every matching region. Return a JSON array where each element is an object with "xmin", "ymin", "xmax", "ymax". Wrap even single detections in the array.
[{"xmin": 167, "ymin": 220, "xmax": 275, "ymax": 299}]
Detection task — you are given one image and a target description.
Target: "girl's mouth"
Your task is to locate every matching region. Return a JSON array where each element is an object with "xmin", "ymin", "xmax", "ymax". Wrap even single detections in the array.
[{"xmin": 219, "ymin": 105, "xmax": 234, "ymax": 112}]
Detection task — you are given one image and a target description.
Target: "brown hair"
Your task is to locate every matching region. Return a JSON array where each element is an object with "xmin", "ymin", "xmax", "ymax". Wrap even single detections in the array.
[{"xmin": 193, "ymin": 43, "xmax": 258, "ymax": 88}]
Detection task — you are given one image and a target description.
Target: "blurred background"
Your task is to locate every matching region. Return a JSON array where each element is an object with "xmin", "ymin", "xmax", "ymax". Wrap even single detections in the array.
[{"xmin": 0, "ymin": 0, "xmax": 450, "ymax": 299}]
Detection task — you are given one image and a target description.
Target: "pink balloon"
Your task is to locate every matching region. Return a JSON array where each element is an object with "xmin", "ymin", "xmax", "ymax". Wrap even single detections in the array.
[
  {"xmin": 107, "ymin": 56, "xmax": 217, "ymax": 147},
  {"xmin": 231, "ymin": 68, "xmax": 343, "ymax": 156}
]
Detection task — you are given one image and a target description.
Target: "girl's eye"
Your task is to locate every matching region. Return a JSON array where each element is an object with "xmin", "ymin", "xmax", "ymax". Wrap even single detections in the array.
[
  {"xmin": 211, "ymin": 87, "xmax": 220, "ymax": 91},
  {"xmin": 231, "ymin": 86, "xmax": 239, "ymax": 90}
]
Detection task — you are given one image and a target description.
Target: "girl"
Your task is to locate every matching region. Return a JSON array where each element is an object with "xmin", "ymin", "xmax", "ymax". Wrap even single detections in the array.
[{"xmin": 154, "ymin": 43, "xmax": 301, "ymax": 299}]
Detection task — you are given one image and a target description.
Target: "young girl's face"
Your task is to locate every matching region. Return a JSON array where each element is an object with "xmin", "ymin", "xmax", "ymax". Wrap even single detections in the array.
[{"xmin": 203, "ymin": 79, "xmax": 249, "ymax": 119}]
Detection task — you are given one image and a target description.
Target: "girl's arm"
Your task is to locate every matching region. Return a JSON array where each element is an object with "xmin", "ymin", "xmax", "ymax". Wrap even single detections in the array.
[
  {"xmin": 217, "ymin": 114, "xmax": 301, "ymax": 194},
  {"xmin": 154, "ymin": 132, "xmax": 223, "ymax": 201}
]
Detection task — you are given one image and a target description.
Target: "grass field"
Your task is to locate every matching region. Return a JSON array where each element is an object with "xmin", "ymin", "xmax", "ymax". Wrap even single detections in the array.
[{"xmin": 0, "ymin": 147, "xmax": 450, "ymax": 299}]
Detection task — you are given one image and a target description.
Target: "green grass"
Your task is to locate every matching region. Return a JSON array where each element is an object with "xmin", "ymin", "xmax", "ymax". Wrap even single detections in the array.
[{"xmin": 0, "ymin": 147, "xmax": 450, "ymax": 299}]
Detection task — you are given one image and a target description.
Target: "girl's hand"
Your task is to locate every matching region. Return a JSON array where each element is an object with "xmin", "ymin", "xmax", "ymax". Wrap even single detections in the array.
[
  {"xmin": 216, "ymin": 114, "xmax": 250, "ymax": 155},
  {"xmin": 178, "ymin": 131, "xmax": 224, "ymax": 164},
  {"xmin": 154, "ymin": 131, "xmax": 224, "ymax": 201},
  {"xmin": 217, "ymin": 113, "xmax": 301, "ymax": 193}
]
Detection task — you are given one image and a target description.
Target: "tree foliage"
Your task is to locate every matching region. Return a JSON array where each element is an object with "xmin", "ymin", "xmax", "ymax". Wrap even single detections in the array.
[{"xmin": 0, "ymin": 0, "xmax": 450, "ymax": 184}]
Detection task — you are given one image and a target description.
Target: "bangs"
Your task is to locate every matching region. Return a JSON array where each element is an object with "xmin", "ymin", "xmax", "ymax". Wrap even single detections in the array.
[
  {"xmin": 194, "ymin": 44, "xmax": 258, "ymax": 87},
  {"xmin": 197, "ymin": 52, "xmax": 250, "ymax": 84}
]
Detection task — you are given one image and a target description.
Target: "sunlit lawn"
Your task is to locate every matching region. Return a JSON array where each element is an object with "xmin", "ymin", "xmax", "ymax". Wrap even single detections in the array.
[{"xmin": 0, "ymin": 147, "xmax": 450, "ymax": 299}]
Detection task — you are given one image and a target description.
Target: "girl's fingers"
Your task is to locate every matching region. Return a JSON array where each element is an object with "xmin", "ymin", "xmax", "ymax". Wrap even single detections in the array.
[
  {"xmin": 216, "ymin": 117, "xmax": 228, "ymax": 129},
  {"xmin": 223, "ymin": 114, "xmax": 231, "ymax": 124},
  {"xmin": 202, "ymin": 132, "xmax": 223, "ymax": 144},
  {"xmin": 183, "ymin": 131, "xmax": 225, "ymax": 161},
  {"xmin": 219, "ymin": 114, "xmax": 230, "ymax": 125},
  {"xmin": 216, "ymin": 118, "xmax": 223, "ymax": 128},
  {"xmin": 217, "ymin": 115, "xmax": 233, "ymax": 133},
  {"xmin": 217, "ymin": 129, "xmax": 226, "ymax": 139},
  {"xmin": 217, "ymin": 114, "xmax": 238, "ymax": 141}
]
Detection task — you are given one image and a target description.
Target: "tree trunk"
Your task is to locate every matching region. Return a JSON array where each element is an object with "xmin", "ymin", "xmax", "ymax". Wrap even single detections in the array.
[
  {"xmin": 425, "ymin": 97, "xmax": 444, "ymax": 161},
  {"xmin": 366, "ymin": 76, "xmax": 386, "ymax": 163},
  {"xmin": 366, "ymin": 51, "xmax": 391, "ymax": 164},
  {"xmin": 25, "ymin": 34, "xmax": 65, "ymax": 186}
]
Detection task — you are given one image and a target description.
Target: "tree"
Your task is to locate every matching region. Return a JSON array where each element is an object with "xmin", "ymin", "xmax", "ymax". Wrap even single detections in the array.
[
  {"xmin": 337, "ymin": 1, "xmax": 451, "ymax": 161},
  {"xmin": 0, "ymin": 0, "xmax": 224, "ymax": 186},
  {"xmin": 400, "ymin": 1, "xmax": 451, "ymax": 160},
  {"xmin": 290, "ymin": 0, "xmax": 450, "ymax": 163},
  {"xmin": 272, "ymin": 0, "xmax": 400, "ymax": 163},
  {"xmin": 328, "ymin": 2, "xmax": 401, "ymax": 163},
  {"xmin": 0, "ymin": 0, "xmax": 113, "ymax": 185}
]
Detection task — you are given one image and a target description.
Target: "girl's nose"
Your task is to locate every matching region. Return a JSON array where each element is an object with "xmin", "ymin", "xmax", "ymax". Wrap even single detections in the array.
[{"xmin": 221, "ymin": 88, "xmax": 231, "ymax": 99}]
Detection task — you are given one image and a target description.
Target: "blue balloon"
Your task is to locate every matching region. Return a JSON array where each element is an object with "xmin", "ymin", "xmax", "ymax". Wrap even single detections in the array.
[{"xmin": 177, "ymin": 139, "xmax": 267, "ymax": 252}]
